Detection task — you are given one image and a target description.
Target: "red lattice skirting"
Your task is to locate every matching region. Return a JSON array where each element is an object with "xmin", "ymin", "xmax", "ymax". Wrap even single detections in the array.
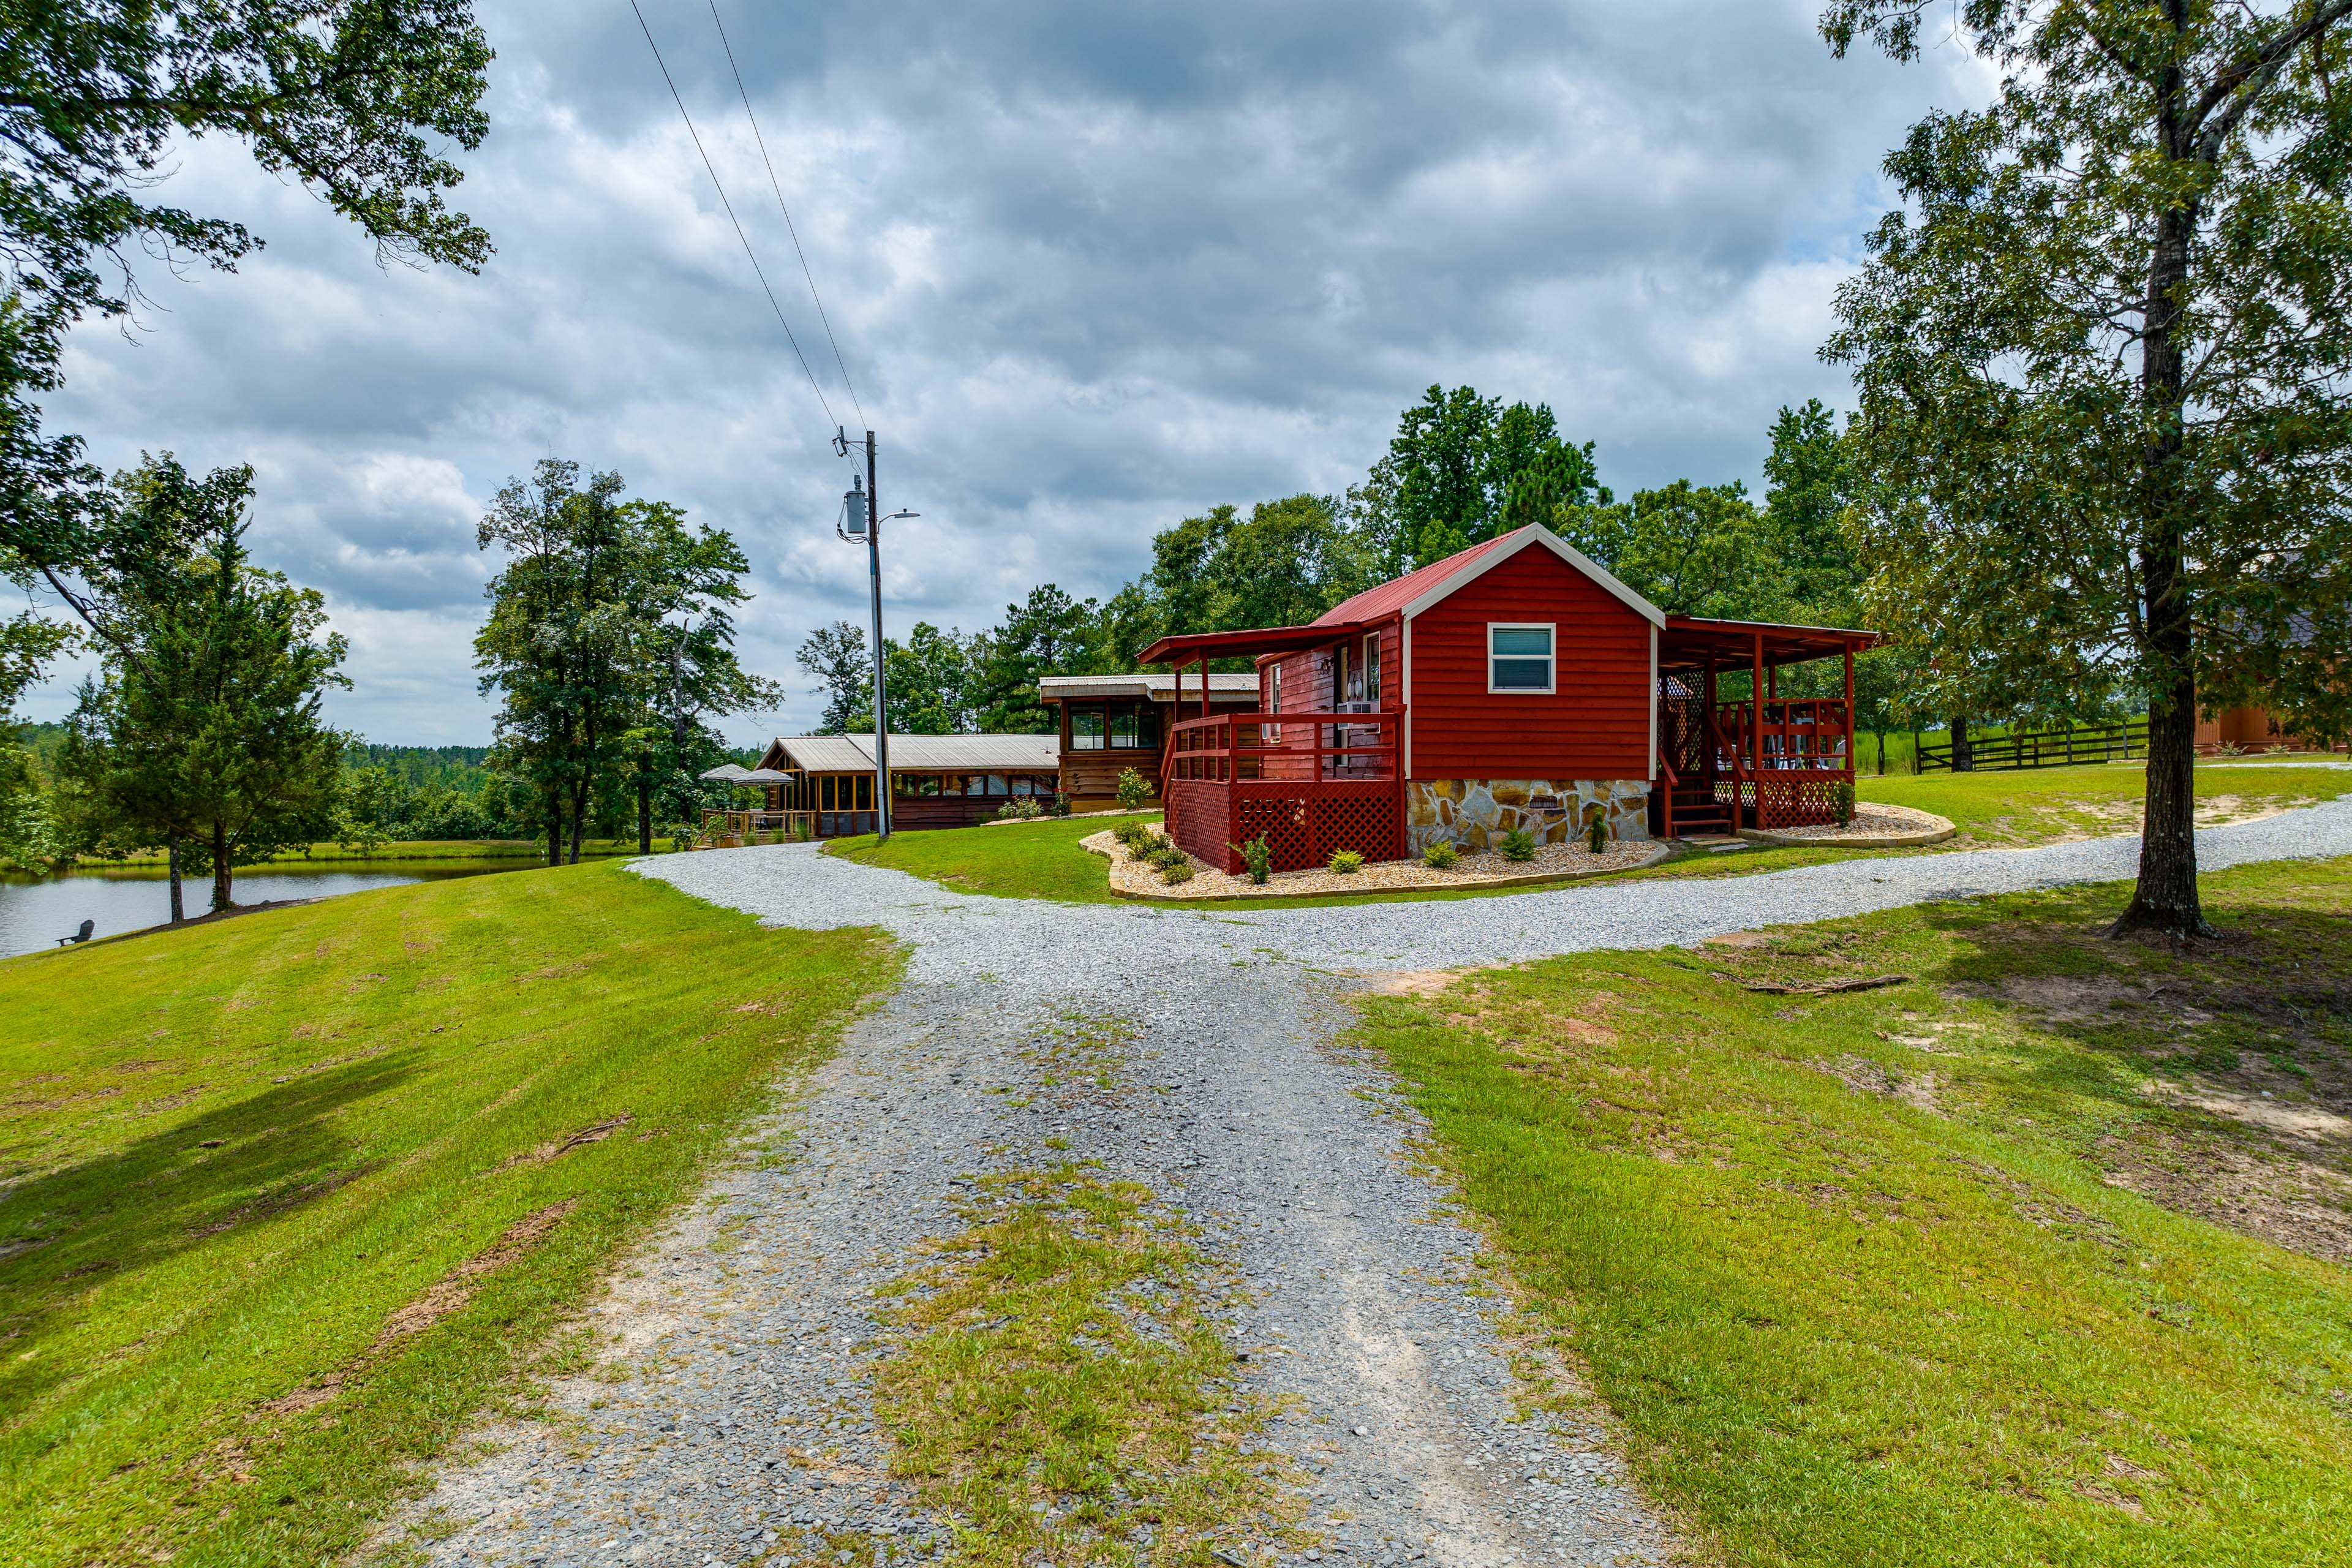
[
  {"xmin": 1166, "ymin": 779, "xmax": 1402, "ymax": 874},
  {"xmin": 1714, "ymin": 772, "xmax": 1852, "ymax": 830}
]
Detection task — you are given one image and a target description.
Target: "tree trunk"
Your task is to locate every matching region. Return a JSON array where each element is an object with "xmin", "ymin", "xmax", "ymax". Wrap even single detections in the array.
[
  {"xmin": 546, "ymin": 790, "xmax": 563, "ymax": 867},
  {"xmin": 1950, "ymin": 714, "xmax": 1972, "ymax": 772},
  {"xmin": 568, "ymin": 776, "xmax": 589, "ymax": 865},
  {"xmin": 1910, "ymin": 723, "xmax": 1921, "ymax": 775},
  {"xmin": 637, "ymin": 766, "xmax": 653, "ymax": 855},
  {"xmin": 1875, "ymin": 726, "xmax": 1887, "ymax": 775},
  {"xmin": 2114, "ymin": 83, "xmax": 2208, "ymax": 939},
  {"xmin": 168, "ymin": 837, "xmax": 184, "ymax": 923},
  {"xmin": 210, "ymin": 818, "xmax": 232, "ymax": 912}
]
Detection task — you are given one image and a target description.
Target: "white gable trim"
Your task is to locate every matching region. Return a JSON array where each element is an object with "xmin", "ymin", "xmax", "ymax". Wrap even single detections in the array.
[{"xmin": 1399, "ymin": 524, "xmax": 1665, "ymax": 627}]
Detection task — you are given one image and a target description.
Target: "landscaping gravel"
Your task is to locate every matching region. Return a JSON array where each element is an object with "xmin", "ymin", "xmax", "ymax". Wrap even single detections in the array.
[{"xmin": 383, "ymin": 802, "xmax": 2352, "ymax": 1567}]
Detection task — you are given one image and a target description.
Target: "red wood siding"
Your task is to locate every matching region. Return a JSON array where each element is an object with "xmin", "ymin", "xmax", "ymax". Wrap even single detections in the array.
[{"xmin": 1407, "ymin": 548, "xmax": 1651, "ymax": 779}]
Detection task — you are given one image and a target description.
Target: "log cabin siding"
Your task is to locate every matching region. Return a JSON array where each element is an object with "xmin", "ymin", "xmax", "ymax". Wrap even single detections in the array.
[{"xmin": 1406, "ymin": 546, "xmax": 1651, "ymax": 779}]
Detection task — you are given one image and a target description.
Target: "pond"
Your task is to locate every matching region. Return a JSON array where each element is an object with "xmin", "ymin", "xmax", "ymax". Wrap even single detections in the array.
[{"xmin": 0, "ymin": 859, "xmax": 540, "ymax": 962}]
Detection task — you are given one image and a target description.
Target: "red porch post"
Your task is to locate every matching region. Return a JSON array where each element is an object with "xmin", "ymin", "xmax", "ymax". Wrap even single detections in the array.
[
  {"xmin": 1843, "ymin": 645, "xmax": 1856, "ymax": 772},
  {"xmin": 1751, "ymin": 631, "xmax": 1765, "ymax": 830}
]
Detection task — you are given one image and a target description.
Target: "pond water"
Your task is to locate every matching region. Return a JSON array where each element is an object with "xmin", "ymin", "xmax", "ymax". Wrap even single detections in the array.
[{"xmin": 0, "ymin": 860, "xmax": 536, "ymax": 962}]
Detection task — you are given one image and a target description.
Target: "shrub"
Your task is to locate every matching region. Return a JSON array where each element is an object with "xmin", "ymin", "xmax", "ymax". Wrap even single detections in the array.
[
  {"xmin": 794, "ymin": 815, "xmax": 815, "ymax": 843},
  {"xmin": 996, "ymin": 797, "xmax": 1044, "ymax": 821},
  {"xmin": 1159, "ymin": 861, "xmax": 1195, "ymax": 885},
  {"xmin": 1113, "ymin": 818, "xmax": 1150, "ymax": 850},
  {"xmin": 2217, "ymin": 741, "xmax": 2247, "ymax": 756},
  {"xmin": 1115, "ymin": 767, "xmax": 1152, "ymax": 813},
  {"xmin": 1422, "ymin": 840, "xmax": 1460, "ymax": 870},
  {"xmin": 2266, "ymin": 744, "xmax": 2295, "ymax": 756},
  {"xmin": 1231, "ymin": 833, "xmax": 1273, "ymax": 885},
  {"xmin": 1328, "ymin": 850, "xmax": 1364, "ymax": 875},
  {"xmin": 1587, "ymin": 813, "xmax": 1609, "ymax": 854},
  {"xmin": 1051, "ymin": 791, "xmax": 1074, "ymax": 816},
  {"xmin": 1498, "ymin": 827, "xmax": 1537, "ymax": 862},
  {"xmin": 1147, "ymin": 845, "xmax": 1189, "ymax": 872},
  {"xmin": 1833, "ymin": 780, "xmax": 1856, "ymax": 826}
]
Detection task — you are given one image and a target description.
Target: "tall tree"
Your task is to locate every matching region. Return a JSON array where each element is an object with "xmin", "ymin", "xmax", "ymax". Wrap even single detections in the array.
[
  {"xmin": 1, "ymin": 0, "xmax": 493, "ymax": 650},
  {"xmin": 885, "ymin": 622, "xmax": 976, "ymax": 734},
  {"xmin": 796, "ymin": 620, "xmax": 873, "ymax": 735},
  {"xmin": 0, "ymin": 611, "xmax": 72, "ymax": 871},
  {"xmin": 59, "ymin": 460, "xmax": 348, "ymax": 913},
  {"xmin": 1824, "ymin": 0, "xmax": 2352, "ymax": 935},
  {"xmin": 1558, "ymin": 481, "xmax": 1789, "ymax": 622},
  {"xmin": 475, "ymin": 462, "xmax": 643, "ymax": 865},
  {"xmin": 971, "ymin": 586, "xmax": 1098, "ymax": 733},
  {"xmin": 1761, "ymin": 399, "xmax": 1860, "ymax": 621},
  {"xmin": 1382, "ymin": 385, "xmax": 1573, "ymax": 568}
]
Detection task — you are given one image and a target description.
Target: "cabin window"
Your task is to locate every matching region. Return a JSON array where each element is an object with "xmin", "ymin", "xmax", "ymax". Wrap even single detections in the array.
[
  {"xmin": 1362, "ymin": 633, "xmax": 1382, "ymax": 704},
  {"xmin": 982, "ymin": 774, "xmax": 1009, "ymax": 796},
  {"xmin": 1108, "ymin": 707, "xmax": 1142, "ymax": 748},
  {"xmin": 1071, "ymin": 706, "xmax": 1105, "ymax": 750},
  {"xmin": 1489, "ymin": 624, "xmax": 1555, "ymax": 693}
]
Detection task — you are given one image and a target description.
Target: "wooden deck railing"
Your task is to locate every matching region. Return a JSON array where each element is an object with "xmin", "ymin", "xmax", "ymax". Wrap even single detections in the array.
[
  {"xmin": 694, "ymin": 808, "xmax": 818, "ymax": 849},
  {"xmin": 1163, "ymin": 708, "xmax": 1402, "ymax": 786},
  {"xmin": 1717, "ymin": 698, "xmax": 1854, "ymax": 771}
]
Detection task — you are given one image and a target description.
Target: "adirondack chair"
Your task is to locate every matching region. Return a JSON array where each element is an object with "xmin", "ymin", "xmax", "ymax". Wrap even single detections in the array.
[{"xmin": 56, "ymin": 919, "xmax": 94, "ymax": 947}]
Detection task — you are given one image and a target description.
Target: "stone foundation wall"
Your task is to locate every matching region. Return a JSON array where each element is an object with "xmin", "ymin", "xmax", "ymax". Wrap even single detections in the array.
[{"xmin": 1405, "ymin": 778, "xmax": 1651, "ymax": 853}]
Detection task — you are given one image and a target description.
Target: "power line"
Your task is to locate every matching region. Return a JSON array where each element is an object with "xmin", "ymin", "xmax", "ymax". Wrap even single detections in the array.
[
  {"xmin": 706, "ymin": 0, "xmax": 865, "ymax": 430},
  {"xmin": 627, "ymin": 0, "xmax": 843, "ymax": 442}
]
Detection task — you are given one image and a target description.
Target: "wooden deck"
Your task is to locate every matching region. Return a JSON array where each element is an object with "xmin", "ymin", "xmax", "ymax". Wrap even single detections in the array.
[{"xmin": 1161, "ymin": 709, "xmax": 1406, "ymax": 874}]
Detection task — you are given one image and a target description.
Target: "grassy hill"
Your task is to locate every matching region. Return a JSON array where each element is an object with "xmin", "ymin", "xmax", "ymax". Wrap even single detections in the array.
[{"xmin": 0, "ymin": 861, "xmax": 895, "ymax": 1568}]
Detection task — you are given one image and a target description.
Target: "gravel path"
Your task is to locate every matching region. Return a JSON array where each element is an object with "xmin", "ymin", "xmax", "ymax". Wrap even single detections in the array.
[{"xmin": 384, "ymin": 804, "xmax": 2352, "ymax": 1568}]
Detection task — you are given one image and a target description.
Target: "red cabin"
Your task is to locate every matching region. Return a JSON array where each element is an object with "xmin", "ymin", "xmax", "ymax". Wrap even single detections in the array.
[{"xmin": 1136, "ymin": 523, "xmax": 1880, "ymax": 875}]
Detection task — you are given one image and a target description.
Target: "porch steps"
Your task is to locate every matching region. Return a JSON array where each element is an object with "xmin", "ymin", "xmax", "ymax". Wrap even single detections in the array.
[{"xmin": 1664, "ymin": 788, "xmax": 1734, "ymax": 838}]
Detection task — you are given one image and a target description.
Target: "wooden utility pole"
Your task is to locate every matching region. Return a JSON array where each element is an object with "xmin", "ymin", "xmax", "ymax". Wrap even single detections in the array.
[{"xmin": 863, "ymin": 430, "xmax": 891, "ymax": 840}]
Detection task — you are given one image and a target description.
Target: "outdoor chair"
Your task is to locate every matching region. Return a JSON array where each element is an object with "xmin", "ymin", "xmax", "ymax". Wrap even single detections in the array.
[{"xmin": 57, "ymin": 919, "xmax": 94, "ymax": 947}]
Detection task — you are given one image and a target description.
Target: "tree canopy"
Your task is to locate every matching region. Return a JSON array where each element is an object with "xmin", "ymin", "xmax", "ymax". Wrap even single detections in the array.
[
  {"xmin": 1, "ymin": 0, "xmax": 493, "ymax": 658},
  {"xmin": 1823, "ymin": 0, "xmax": 2352, "ymax": 933}
]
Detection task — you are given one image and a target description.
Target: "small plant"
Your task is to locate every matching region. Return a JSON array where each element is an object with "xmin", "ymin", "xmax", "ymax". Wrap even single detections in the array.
[
  {"xmin": 2217, "ymin": 741, "xmax": 2247, "ymax": 756},
  {"xmin": 1833, "ymin": 780, "xmax": 1856, "ymax": 827},
  {"xmin": 996, "ymin": 797, "xmax": 1045, "ymax": 821},
  {"xmin": 1051, "ymin": 792, "xmax": 1074, "ymax": 816},
  {"xmin": 1422, "ymin": 840, "xmax": 1460, "ymax": 870},
  {"xmin": 1588, "ymin": 813, "xmax": 1609, "ymax": 853},
  {"xmin": 1113, "ymin": 818, "xmax": 1151, "ymax": 850},
  {"xmin": 2266, "ymin": 743, "xmax": 2295, "ymax": 756},
  {"xmin": 1159, "ymin": 861, "xmax": 1195, "ymax": 885},
  {"xmin": 794, "ymin": 815, "xmax": 815, "ymax": 843},
  {"xmin": 1231, "ymin": 833, "xmax": 1273, "ymax": 885},
  {"xmin": 1328, "ymin": 849, "xmax": 1365, "ymax": 875},
  {"xmin": 1498, "ymin": 827, "xmax": 1537, "ymax": 862},
  {"xmin": 1146, "ymin": 843, "xmax": 1189, "ymax": 871},
  {"xmin": 1115, "ymin": 767, "xmax": 1152, "ymax": 813}
]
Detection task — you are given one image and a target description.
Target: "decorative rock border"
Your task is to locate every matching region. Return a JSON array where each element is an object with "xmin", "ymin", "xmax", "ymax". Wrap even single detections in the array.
[
  {"xmin": 1734, "ymin": 802, "xmax": 1957, "ymax": 850},
  {"xmin": 1083, "ymin": 827, "xmax": 1670, "ymax": 902}
]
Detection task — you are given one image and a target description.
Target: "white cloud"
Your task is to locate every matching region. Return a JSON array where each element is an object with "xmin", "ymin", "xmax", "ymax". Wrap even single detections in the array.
[{"xmin": 24, "ymin": 0, "xmax": 1991, "ymax": 741}]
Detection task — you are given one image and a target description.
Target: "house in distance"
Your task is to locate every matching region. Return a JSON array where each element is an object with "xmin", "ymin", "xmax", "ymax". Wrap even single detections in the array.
[{"xmin": 1133, "ymin": 522, "xmax": 1880, "ymax": 875}]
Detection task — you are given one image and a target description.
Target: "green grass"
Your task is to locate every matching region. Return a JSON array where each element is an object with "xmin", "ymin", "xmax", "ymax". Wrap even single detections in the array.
[
  {"xmin": 1862, "ymin": 762, "xmax": 2348, "ymax": 847},
  {"xmin": 0, "ymin": 861, "xmax": 896, "ymax": 1568},
  {"xmin": 1352, "ymin": 855, "xmax": 2352, "ymax": 1567},
  {"xmin": 829, "ymin": 815, "xmax": 1144, "ymax": 903},
  {"xmin": 874, "ymin": 1162, "xmax": 1300, "ymax": 1566}
]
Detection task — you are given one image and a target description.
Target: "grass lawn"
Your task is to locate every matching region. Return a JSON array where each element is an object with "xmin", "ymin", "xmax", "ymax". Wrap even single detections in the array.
[
  {"xmin": 829, "ymin": 815, "xmax": 1144, "ymax": 903},
  {"xmin": 0, "ymin": 862, "xmax": 896, "ymax": 1568},
  {"xmin": 826, "ymin": 762, "xmax": 2352, "ymax": 905},
  {"xmin": 1354, "ymin": 855, "xmax": 2352, "ymax": 1567}
]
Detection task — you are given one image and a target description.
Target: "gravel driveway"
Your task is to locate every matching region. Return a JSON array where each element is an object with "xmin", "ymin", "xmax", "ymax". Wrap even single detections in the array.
[{"xmin": 385, "ymin": 804, "xmax": 2352, "ymax": 1568}]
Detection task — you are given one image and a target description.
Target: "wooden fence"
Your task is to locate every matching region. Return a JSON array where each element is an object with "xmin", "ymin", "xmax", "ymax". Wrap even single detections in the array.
[{"xmin": 1917, "ymin": 719, "xmax": 2147, "ymax": 773}]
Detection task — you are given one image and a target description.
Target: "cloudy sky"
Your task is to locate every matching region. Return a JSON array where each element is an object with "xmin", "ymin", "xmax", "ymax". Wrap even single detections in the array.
[{"xmin": 26, "ymin": 1, "xmax": 1989, "ymax": 744}]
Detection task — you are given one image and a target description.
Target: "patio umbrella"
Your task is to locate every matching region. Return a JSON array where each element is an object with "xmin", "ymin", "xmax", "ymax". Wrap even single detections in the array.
[
  {"xmin": 741, "ymin": 768, "xmax": 795, "ymax": 785},
  {"xmin": 698, "ymin": 763, "xmax": 755, "ymax": 783}
]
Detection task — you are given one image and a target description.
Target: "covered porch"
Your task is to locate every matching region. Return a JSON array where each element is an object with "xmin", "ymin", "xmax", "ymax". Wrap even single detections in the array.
[
  {"xmin": 1654, "ymin": 616, "xmax": 1880, "ymax": 837},
  {"xmin": 1139, "ymin": 623, "xmax": 1405, "ymax": 875}
]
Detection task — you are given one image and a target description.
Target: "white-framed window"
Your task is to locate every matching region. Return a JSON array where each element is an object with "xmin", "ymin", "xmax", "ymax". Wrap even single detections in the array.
[
  {"xmin": 1267, "ymin": 662, "xmax": 1282, "ymax": 713},
  {"xmin": 1488, "ymin": 623, "xmax": 1555, "ymax": 693},
  {"xmin": 1363, "ymin": 633, "xmax": 1382, "ymax": 704}
]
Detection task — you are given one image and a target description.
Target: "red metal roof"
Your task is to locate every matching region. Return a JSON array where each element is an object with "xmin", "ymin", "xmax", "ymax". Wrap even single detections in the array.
[
  {"xmin": 1135, "ymin": 620, "xmax": 1376, "ymax": 665},
  {"xmin": 1310, "ymin": 532, "xmax": 1516, "ymax": 627}
]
